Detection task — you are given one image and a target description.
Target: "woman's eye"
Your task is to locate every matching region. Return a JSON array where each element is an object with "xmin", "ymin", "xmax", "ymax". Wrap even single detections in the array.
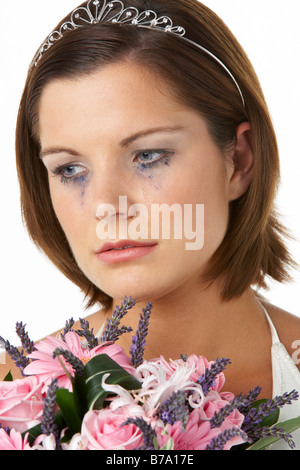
[
  {"xmin": 52, "ymin": 163, "xmax": 86, "ymax": 184},
  {"xmin": 133, "ymin": 150, "xmax": 173, "ymax": 168}
]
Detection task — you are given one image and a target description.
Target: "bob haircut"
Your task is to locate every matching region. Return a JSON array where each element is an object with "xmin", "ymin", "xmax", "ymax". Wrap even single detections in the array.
[{"xmin": 15, "ymin": 0, "xmax": 295, "ymax": 309}]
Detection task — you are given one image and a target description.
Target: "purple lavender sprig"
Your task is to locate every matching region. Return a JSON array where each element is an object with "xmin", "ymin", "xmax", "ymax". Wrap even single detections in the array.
[
  {"xmin": 210, "ymin": 392, "xmax": 255, "ymax": 429},
  {"xmin": 237, "ymin": 386, "xmax": 262, "ymax": 414},
  {"xmin": 40, "ymin": 378, "xmax": 61, "ymax": 449},
  {"xmin": 100, "ymin": 296, "xmax": 136, "ymax": 343},
  {"xmin": 76, "ymin": 318, "xmax": 98, "ymax": 350},
  {"xmin": 274, "ymin": 390, "xmax": 299, "ymax": 406},
  {"xmin": 197, "ymin": 357, "xmax": 231, "ymax": 396},
  {"xmin": 249, "ymin": 425, "xmax": 296, "ymax": 449},
  {"xmin": 122, "ymin": 417, "xmax": 156, "ymax": 450},
  {"xmin": 242, "ymin": 390, "xmax": 299, "ymax": 436},
  {"xmin": 209, "ymin": 388, "xmax": 298, "ymax": 448},
  {"xmin": 130, "ymin": 302, "xmax": 152, "ymax": 368},
  {"xmin": 157, "ymin": 390, "xmax": 189, "ymax": 431},
  {"xmin": 52, "ymin": 348, "xmax": 85, "ymax": 377},
  {"xmin": 206, "ymin": 427, "xmax": 248, "ymax": 450},
  {"xmin": 180, "ymin": 354, "xmax": 188, "ymax": 362},
  {"xmin": 15, "ymin": 322, "xmax": 36, "ymax": 354},
  {"xmin": 0, "ymin": 336, "xmax": 30, "ymax": 376},
  {"xmin": 61, "ymin": 318, "xmax": 75, "ymax": 341}
]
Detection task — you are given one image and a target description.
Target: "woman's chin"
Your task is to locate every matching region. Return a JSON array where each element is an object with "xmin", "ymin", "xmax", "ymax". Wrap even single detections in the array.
[{"xmin": 96, "ymin": 278, "xmax": 168, "ymax": 305}]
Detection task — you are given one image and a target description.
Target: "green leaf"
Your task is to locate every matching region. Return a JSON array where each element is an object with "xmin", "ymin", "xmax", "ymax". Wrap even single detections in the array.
[
  {"xmin": 73, "ymin": 373, "xmax": 89, "ymax": 419},
  {"xmin": 158, "ymin": 425, "xmax": 175, "ymax": 450},
  {"xmin": 84, "ymin": 354, "xmax": 141, "ymax": 410},
  {"xmin": 56, "ymin": 388, "xmax": 82, "ymax": 435},
  {"xmin": 3, "ymin": 370, "xmax": 13, "ymax": 381},
  {"xmin": 160, "ymin": 437, "xmax": 175, "ymax": 450},
  {"xmin": 24, "ymin": 422, "xmax": 43, "ymax": 445},
  {"xmin": 59, "ymin": 429, "xmax": 75, "ymax": 444},
  {"xmin": 247, "ymin": 415, "xmax": 300, "ymax": 450},
  {"xmin": 153, "ymin": 437, "xmax": 159, "ymax": 450}
]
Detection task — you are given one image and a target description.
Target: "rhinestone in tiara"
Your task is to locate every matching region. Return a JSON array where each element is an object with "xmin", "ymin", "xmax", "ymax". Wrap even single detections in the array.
[{"xmin": 32, "ymin": 0, "xmax": 245, "ymax": 107}]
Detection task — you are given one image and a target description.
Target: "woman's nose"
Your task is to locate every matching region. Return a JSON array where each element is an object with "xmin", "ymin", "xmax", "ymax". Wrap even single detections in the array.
[{"xmin": 88, "ymin": 159, "xmax": 135, "ymax": 221}]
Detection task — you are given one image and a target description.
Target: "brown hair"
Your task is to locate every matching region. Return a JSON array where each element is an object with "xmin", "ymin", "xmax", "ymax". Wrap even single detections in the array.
[{"xmin": 15, "ymin": 0, "xmax": 296, "ymax": 309}]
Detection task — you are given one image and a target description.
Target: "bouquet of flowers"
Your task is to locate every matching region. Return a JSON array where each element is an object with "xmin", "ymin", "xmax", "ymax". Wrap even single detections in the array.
[{"xmin": 1, "ymin": 296, "xmax": 300, "ymax": 451}]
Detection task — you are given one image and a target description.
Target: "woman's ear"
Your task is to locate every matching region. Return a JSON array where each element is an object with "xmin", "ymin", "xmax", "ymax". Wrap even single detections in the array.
[{"xmin": 228, "ymin": 122, "xmax": 254, "ymax": 202}]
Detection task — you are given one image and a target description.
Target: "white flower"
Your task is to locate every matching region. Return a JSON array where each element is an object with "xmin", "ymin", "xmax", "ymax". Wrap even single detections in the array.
[
  {"xmin": 100, "ymin": 359, "xmax": 204, "ymax": 422},
  {"xmin": 101, "ymin": 373, "xmax": 138, "ymax": 410},
  {"xmin": 135, "ymin": 359, "xmax": 204, "ymax": 415},
  {"xmin": 61, "ymin": 433, "xmax": 87, "ymax": 450},
  {"xmin": 31, "ymin": 434, "xmax": 57, "ymax": 450}
]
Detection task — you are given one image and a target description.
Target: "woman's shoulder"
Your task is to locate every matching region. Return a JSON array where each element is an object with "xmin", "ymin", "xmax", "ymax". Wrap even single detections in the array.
[{"xmin": 260, "ymin": 299, "xmax": 300, "ymax": 369}]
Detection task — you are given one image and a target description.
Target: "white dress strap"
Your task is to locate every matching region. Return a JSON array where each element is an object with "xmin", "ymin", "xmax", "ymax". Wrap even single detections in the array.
[
  {"xmin": 260, "ymin": 304, "xmax": 281, "ymax": 345},
  {"xmin": 95, "ymin": 321, "xmax": 106, "ymax": 339},
  {"xmin": 258, "ymin": 302, "xmax": 300, "ymax": 449}
]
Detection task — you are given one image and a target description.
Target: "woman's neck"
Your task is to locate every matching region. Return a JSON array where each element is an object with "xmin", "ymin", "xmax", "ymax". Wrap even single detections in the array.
[
  {"xmin": 101, "ymin": 282, "xmax": 269, "ymax": 363},
  {"xmin": 94, "ymin": 281, "xmax": 273, "ymax": 397}
]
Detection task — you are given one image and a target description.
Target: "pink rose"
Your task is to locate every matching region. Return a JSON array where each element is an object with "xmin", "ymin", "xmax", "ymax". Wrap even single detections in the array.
[
  {"xmin": 0, "ymin": 428, "xmax": 31, "ymax": 450},
  {"xmin": 201, "ymin": 391, "xmax": 245, "ymax": 429},
  {"xmin": 183, "ymin": 355, "xmax": 226, "ymax": 391},
  {"xmin": 81, "ymin": 406, "xmax": 144, "ymax": 450},
  {"xmin": 199, "ymin": 391, "xmax": 245, "ymax": 449},
  {"xmin": 0, "ymin": 376, "xmax": 44, "ymax": 433},
  {"xmin": 23, "ymin": 332, "xmax": 135, "ymax": 392}
]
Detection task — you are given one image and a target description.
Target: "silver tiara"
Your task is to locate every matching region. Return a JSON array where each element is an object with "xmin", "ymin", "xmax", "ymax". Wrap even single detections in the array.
[{"xmin": 33, "ymin": 0, "xmax": 245, "ymax": 107}]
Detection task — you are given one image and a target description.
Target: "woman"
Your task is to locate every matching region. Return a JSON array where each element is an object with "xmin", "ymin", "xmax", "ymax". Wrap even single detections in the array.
[{"xmin": 2, "ymin": 0, "xmax": 300, "ymax": 449}]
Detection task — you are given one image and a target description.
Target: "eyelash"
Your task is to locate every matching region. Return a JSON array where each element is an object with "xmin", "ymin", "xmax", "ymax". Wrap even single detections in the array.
[
  {"xmin": 51, "ymin": 164, "xmax": 86, "ymax": 185},
  {"xmin": 51, "ymin": 149, "xmax": 173, "ymax": 184},
  {"xmin": 133, "ymin": 149, "xmax": 173, "ymax": 169}
]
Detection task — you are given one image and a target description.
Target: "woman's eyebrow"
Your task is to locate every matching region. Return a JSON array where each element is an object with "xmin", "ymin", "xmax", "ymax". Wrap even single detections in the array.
[
  {"xmin": 119, "ymin": 126, "xmax": 186, "ymax": 148},
  {"xmin": 39, "ymin": 126, "xmax": 186, "ymax": 159},
  {"xmin": 39, "ymin": 147, "xmax": 81, "ymax": 159}
]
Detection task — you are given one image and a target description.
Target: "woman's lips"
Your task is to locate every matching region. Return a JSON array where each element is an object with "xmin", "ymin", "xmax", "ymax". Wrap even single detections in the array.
[{"xmin": 96, "ymin": 240, "xmax": 158, "ymax": 264}]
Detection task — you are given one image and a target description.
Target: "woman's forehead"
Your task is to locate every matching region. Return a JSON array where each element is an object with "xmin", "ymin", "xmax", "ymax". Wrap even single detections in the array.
[{"xmin": 38, "ymin": 62, "xmax": 207, "ymax": 141}]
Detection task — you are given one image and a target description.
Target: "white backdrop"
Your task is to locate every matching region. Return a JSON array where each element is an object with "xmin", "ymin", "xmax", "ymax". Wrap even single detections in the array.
[{"xmin": 0, "ymin": 0, "xmax": 299, "ymax": 344}]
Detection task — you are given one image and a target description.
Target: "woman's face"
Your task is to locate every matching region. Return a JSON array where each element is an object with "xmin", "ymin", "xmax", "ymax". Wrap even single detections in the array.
[{"xmin": 39, "ymin": 62, "xmax": 235, "ymax": 303}]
